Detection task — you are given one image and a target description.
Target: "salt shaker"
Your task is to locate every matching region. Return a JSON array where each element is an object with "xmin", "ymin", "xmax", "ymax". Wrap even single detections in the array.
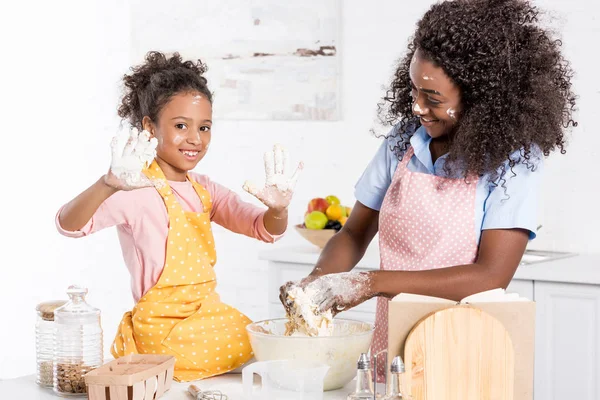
[
  {"xmin": 347, "ymin": 353, "xmax": 381, "ymax": 400},
  {"xmin": 53, "ymin": 285, "xmax": 103, "ymax": 397},
  {"xmin": 36, "ymin": 300, "xmax": 67, "ymax": 387},
  {"xmin": 383, "ymin": 356, "xmax": 411, "ymax": 400}
]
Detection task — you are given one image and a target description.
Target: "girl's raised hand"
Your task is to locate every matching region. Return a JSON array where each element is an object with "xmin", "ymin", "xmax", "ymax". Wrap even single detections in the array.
[
  {"xmin": 104, "ymin": 128, "xmax": 159, "ymax": 191},
  {"xmin": 243, "ymin": 144, "xmax": 303, "ymax": 210}
]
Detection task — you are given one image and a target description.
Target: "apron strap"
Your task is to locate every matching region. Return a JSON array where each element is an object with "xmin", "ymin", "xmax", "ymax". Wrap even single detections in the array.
[{"xmin": 143, "ymin": 160, "xmax": 212, "ymax": 213}]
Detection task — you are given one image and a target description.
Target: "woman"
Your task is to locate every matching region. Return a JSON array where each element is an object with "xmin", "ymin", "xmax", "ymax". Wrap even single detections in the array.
[{"xmin": 280, "ymin": 0, "xmax": 576, "ymax": 362}]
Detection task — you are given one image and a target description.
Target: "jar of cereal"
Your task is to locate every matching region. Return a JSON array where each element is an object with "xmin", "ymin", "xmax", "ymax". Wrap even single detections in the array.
[
  {"xmin": 53, "ymin": 286, "xmax": 103, "ymax": 397},
  {"xmin": 36, "ymin": 300, "xmax": 66, "ymax": 387}
]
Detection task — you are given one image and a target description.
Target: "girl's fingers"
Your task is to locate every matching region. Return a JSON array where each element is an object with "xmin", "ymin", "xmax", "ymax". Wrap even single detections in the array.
[
  {"xmin": 274, "ymin": 144, "xmax": 284, "ymax": 175},
  {"xmin": 282, "ymin": 147, "xmax": 290, "ymax": 176},
  {"xmin": 133, "ymin": 130, "xmax": 150, "ymax": 157},
  {"xmin": 122, "ymin": 128, "xmax": 139, "ymax": 157},
  {"xmin": 111, "ymin": 129, "xmax": 130, "ymax": 160},
  {"xmin": 139, "ymin": 136, "xmax": 158, "ymax": 166},
  {"xmin": 287, "ymin": 162, "xmax": 304, "ymax": 191},
  {"xmin": 243, "ymin": 180, "xmax": 261, "ymax": 198},
  {"xmin": 264, "ymin": 150, "xmax": 275, "ymax": 184}
]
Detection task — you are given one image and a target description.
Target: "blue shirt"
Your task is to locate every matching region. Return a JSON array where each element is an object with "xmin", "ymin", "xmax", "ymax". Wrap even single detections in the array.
[{"xmin": 354, "ymin": 125, "xmax": 543, "ymax": 243}]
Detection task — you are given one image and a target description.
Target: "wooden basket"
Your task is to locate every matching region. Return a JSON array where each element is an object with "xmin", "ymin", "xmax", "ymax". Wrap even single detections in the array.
[
  {"xmin": 84, "ymin": 354, "xmax": 176, "ymax": 400},
  {"xmin": 295, "ymin": 224, "xmax": 337, "ymax": 248}
]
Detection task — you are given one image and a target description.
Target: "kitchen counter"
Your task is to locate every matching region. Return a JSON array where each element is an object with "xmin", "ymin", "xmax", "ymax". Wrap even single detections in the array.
[{"xmin": 0, "ymin": 374, "xmax": 365, "ymax": 399}]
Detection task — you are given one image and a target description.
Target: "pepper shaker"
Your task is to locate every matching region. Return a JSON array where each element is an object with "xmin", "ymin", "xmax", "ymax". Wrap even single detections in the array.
[
  {"xmin": 383, "ymin": 356, "xmax": 411, "ymax": 400},
  {"xmin": 347, "ymin": 353, "xmax": 381, "ymax": 399}
]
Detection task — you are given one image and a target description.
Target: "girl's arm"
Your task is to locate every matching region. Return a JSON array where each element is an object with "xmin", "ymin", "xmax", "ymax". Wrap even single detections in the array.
[
  {"xmin": 263, "ymin": 207, "xmax": 288, "ymax": 235},
  {"xmin": 208, "ymin": 178, "xmax": 286, "ymax": 242},
  {"xmin": 58, "ymin": 177, "xmax": 119, "ymax": 231},
  {"xmin": 241, "ymin": 144, "xmax": 303, "ymax": 237},
  {"xmin": 58, "ymin": 128, "xmax": 157, "ymax": 232}
]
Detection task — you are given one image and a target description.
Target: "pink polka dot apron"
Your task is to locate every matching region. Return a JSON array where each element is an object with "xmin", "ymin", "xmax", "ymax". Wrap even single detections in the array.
[
  {"xmin": 372, "ymin": 146, "xmax": 479, "ymax": 378},
  {"xmin": 111, "ymin": 160, "xmax": 253, "ymax": 382}
]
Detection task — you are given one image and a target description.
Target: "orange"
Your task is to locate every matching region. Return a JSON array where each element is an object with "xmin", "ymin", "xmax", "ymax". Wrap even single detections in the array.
[{"xmin": 326, "ymin": 204, "xmax": 345, "ymax": 221}]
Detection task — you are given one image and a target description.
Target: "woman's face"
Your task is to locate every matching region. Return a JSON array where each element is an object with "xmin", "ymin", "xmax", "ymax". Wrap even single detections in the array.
[
  {"xmin": 143, "ymin": 91, "xmax": 212, "ymax": 180},
  {"xmin": 409, "ymin": 48, "xmax": 462, "ymax": 139}
]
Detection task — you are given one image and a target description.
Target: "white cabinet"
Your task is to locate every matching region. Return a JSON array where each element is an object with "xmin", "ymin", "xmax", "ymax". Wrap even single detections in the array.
[
  {"xmin": 533, "ymin": 282, "xmax": 600, "ymax": 400},
  {"xmin": 507, "ymin": 279, "xmax": 534, "ymax": 300}
]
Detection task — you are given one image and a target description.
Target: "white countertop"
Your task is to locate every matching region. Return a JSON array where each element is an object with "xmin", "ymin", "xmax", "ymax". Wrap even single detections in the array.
[
  {"xmin": 0, "ymin": 374, "xmax": 364, "ymax": 400},
  {"xmin": 260, "ymin": 245, "xmax": 600, "ymax": 285}
]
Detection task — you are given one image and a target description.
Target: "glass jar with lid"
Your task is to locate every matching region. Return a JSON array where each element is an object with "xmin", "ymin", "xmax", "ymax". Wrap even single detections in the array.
[
  {"xmin": 53, "ymin": 285, "xmax": 103, "ymax": 397},
  {"xmin": 36, "ymin": 300, "xmax": 67, "ymax": 387}
]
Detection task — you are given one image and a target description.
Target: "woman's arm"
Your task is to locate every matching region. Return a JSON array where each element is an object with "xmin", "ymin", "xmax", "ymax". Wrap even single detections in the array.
[
  {"xmin": 371, "ymin": 228, "xmax": 528, "ymax": 301},
  {"xmin": 310, "ymin": 201, "xmax": 380, "ymax": 276},
  {"xmin": 308, "ymin": 228, "xmax": 529, "ymax": 313},
  {"xmin": 279, "ymin": 201, "xmax": 379, "ymax": 307}
]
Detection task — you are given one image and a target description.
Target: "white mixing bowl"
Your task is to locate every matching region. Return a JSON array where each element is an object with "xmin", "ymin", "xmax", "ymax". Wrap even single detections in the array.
[{"xmin": 246, "ymin": 318, "xmax": 374, "ymax": 391}]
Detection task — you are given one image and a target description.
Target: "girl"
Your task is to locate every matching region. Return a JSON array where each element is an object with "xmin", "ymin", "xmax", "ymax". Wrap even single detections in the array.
[
  {"xmin": 281, "ymin": 0, "xmax": 576, "ymax": 373},
  {"xmin": 57, "ymin": 51, "xmax": 301, "ymax": 381}
]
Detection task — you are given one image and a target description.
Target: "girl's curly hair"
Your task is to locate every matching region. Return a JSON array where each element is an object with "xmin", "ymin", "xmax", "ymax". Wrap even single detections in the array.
[
  {"xmin": 377, "ymin": 0, "xmax": 577, "ymax": 181},
  {"xmin": 118, "ymin": 51, "xmax": 212, "ymax": 129}
]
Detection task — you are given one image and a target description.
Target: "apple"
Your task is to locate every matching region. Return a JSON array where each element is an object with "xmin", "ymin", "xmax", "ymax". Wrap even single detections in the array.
[
  {"xmin": 325, "ymin": 195, "xmax": 341, "ymax": 205},
  {"xmin": 307, "ymin": 198, "xmax": 329, "ymax": 214},
  {"xmin": 305, "ymin": 211, "xmax": 328, "ymax": 230}
]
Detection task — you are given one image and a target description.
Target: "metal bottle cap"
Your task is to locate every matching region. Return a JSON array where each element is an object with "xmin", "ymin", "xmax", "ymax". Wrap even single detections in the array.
[
  {"xmin": 357, "ymin": 353, "xmax": 371, "ymax": 370},
  {"xmin": 391, "ymin": 356, "xmax": 405, "ymax": 373}
]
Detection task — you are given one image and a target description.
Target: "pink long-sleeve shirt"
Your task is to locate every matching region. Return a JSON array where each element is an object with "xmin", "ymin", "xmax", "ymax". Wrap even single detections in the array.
[{"xmin": 57, "ymin": 173, "xmax": 282, "ymax": 302}]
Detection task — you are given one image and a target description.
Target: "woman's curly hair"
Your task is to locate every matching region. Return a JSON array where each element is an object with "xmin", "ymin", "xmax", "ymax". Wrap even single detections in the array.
[
  {"xmin": 118, "ymin": 51, "xmax": 212, "ymax": 129},
  {"xmin": 377, "ymin": 0, "xmax": 577, "ymax": 182}
]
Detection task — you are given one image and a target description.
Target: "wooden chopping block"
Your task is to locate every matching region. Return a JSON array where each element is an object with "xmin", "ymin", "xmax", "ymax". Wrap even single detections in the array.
[{"xmin": 403, "ymin": 306, "xmax": 515, "ymax": 400}]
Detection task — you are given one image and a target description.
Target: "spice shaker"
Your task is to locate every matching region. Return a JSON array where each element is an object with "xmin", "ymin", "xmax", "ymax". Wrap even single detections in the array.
[
  {"xmin": 383, "ymin": 356, "xmax": 411, "ymax": 400},
  {"xmin": 347, "ymin": 353, "xmax": 381, "ymax": 400},
  {"xmin": 53, "ymin": 285, "xmax": 103, "ymax": 397},
  {"xmin": 36, "ymin": 300, "xmax": 67, "ymax": 387}
]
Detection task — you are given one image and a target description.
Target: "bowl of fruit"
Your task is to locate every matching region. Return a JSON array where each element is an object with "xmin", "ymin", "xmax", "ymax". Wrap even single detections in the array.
[{"xmin": 296, "ymin": 195, "xmax": 352, "ymax": 249}]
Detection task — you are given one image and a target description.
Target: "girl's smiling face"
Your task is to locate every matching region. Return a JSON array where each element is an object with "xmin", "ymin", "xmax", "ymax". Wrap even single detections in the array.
[
  {"xmin": 143, "ymin": 92, "xmax": 212, "ymax": 181},
  {"xmin": 409, "ymin": 48, "xmax": 462, "ymax": 139}
]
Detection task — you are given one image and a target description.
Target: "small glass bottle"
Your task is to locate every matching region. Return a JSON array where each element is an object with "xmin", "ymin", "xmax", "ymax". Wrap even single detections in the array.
[
  {"xmin": 36, "ymin": 300, "xmax": 67, "ymax": 387},
  {"xmin": 53, "ymin": 285, "xmax": 103, "ymax": 397},
  {"xmin": 348, "ymin": 353, "xmax": 381, "ymax": 400},
  {"xmin": 383, "ymin": 356, "xmax": 411, "ymax": 400}
]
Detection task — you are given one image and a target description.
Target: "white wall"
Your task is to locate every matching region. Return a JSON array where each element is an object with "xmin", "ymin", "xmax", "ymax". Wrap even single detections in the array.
[{"xmin": 1, "ymin": 0, "xmax": 598, "ymax": 379}]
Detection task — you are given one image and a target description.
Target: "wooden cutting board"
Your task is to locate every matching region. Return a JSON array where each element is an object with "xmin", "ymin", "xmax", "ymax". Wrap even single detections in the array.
[{"xmin": 403, "ymin": 306, "xmax": 514, "ymax": 400}]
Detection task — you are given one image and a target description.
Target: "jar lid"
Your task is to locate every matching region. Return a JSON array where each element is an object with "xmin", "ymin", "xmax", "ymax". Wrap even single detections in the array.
[
  {"xmin": 55, "ymin": 285, "xmax": 100, "ymax": 322},
  {"xmin": 36, "ymin": 300, "xmax": 67, "ymax": 321}
]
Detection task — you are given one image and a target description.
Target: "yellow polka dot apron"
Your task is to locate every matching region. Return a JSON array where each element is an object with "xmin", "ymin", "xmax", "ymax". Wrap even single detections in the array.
[{"xmin": 111, "ymin": 160, "xmax": 254, "ymax": 382}]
